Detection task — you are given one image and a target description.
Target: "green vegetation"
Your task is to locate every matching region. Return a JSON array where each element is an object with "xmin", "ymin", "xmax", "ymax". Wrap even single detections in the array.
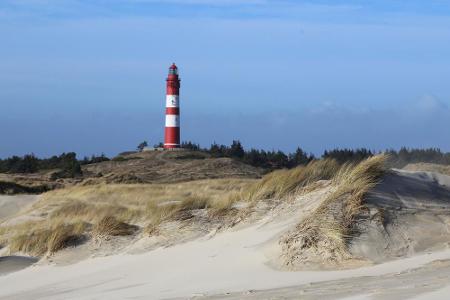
[
  {"xmin": 137, "ymin": 141, "xmax": 148, "ymax": 152},
  {"xmin": 184, "ymin": 140, "xmax": 450, "ymax": 169},
  {"xmin": 385, "ymin": 147, "xmax": 450, "ymax": 167},
  {"xmin": 322, "ymin": 148, "xmax": 374, "ymax": 163},
  {"xmin": 205, "ymin": 141, "xmax": 315, "ymax": 169},
  {"xmin": 1, "ymin": 142, "xmax": 449, "ymax": 178},
  {"xmin": 0, "ymin": 181, "xmax": 51, "ymax": 194},
  {"xmin": 0, "ymin": 153, "xmax": 109, "ymax": 178}
]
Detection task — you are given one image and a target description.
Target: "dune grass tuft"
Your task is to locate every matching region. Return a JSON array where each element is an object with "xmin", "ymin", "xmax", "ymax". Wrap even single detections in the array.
[
  {"xmin": 281, "ymin": 154, "xmax": 388, "ymax": 267},
  {"xmin": 9, "ymin": 221, "xmax": 87, "ymax": 256},
  {"xmin": 144, "ymin": 194, "xmax": 214, "ymax": 228},
  {"xmin": 238, "ymin": 159, "xmax": 341, "ymax": 202},
  {"xmin": 93, "ymin": 216, "xmax": 137, "ymax": 237}
]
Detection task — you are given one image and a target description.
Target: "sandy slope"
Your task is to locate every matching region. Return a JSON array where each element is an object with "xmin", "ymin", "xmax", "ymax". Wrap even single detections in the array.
[
  {"xmin": 1, "ymin": 170, "xmax": 450, "ymax": 299},
  {"xmin": 1, "ymin": 214, "xmax": 450, "ymax": 300},
  {"xmin": 0, "ymin": 195, "xmax": 39, "ymax": 223},
  {"xmin": 403, "ymin": 163, "xmax": 450, "ymax": 176},
  {"xmin": 351, "ymin": 169, "xmax": 450, "ymax": 263}
]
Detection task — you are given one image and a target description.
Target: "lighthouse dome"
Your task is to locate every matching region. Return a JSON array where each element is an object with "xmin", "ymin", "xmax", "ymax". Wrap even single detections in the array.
[{"xmin": 169, "ymin": 63, "xmax": 178, "ymax": 75}]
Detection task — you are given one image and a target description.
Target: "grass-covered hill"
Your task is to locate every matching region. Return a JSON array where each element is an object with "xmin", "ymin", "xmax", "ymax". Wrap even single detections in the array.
[
  {"xmin": 0, "ymin": 150, "xmax": 264, "ymax": 195},
  {"xmin": 81, "ymin": 150, "xmax": 264, "ymax": 185}
]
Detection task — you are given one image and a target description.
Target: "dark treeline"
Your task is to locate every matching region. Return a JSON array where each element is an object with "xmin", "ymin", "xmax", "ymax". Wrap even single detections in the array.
[
  {"xmin": 207, "ymin": 141, "xmax": 315, "ymax": 169},
  {"xmin": 182, "ymin": 141, "xmax": 362, "ymax": 169},
  {"xmin": 322, "ymin": 148, "xmax": 374, "ymax": 164},
  {"xmin": 182, "ymin": 141, "xmax": 450, "ymax": 169},
  {"xmin": 0, "ymin": 153, "xmax": 110, "ymax": 178},
  {"xmin": 386, "ymin": 147, "xmax": 450, "ymax": 168},
  {"xmin": 1, "ymin": 142, "xmax": 450, "ymax": 175}
]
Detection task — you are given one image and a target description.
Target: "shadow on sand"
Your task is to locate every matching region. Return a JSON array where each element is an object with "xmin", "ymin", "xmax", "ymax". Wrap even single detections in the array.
[{"xmin": 0, "ymin": 256, "xmax": 38, "ymax": 276}]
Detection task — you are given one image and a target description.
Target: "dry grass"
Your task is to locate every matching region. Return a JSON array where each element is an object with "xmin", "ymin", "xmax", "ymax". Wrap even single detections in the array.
[
  {"xmin": 144, "ymin": 194, "xmax": 214, "ymax": 229},
  {"xmin": 0, "ymin": 160, "xmax": 345, "ymax": 256},
  {"xmin": 281, "ymin": 155, "xmax": 388, "ymax": 267},
  {"xmin": 93, "ymin": 216, "xmax": 137, "ymax": 237},
  {"xmin": 238, "ymin": 159, "xmax": 341, "ymax": 202},
  {"xmin": 9, "ymin": 221, "xmax": 87, "ymax": 256},
  {"xmin": 1, "ymin": 178, "xmax": 254, "ymax": 256},
  {"xmin": 2, "ymin": 158, "xmax": 377, "ymax": 258}
]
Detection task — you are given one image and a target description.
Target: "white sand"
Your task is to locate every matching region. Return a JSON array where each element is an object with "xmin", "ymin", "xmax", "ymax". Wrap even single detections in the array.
[
  {"xmin": 413, "ymin": 286, "xmax": 450, "ymax": 300},
  {"xmin": 2, "ymin": 207, "xmax": 450, "ymax": 299}
]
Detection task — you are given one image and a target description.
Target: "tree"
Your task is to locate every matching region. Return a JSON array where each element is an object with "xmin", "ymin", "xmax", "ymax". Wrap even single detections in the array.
[
  {"xmin": 209, "ymin": 142, "xmax": 222, "ymax": 157},
  {"xmin": 137, "ymin": 141, "xmax": 148, "ymax": 152},
  {"xmin": 16, "ymin": 154, "xmax": 39, "ymax": 173},
  {"xmin": 181, "ymin": 141, "xmax": 201, "ymax": 150},
  {"xmin": 229, "ymin": 140, "xmax": 245, "ymax": 158},
  {"xmin": 60, "ymin": 152, "xmax": 83, "ymax": 178},
  {"xmin": 80, "ymin": 154, "xmax": 110, "ymax": 165},
  {"xmin": 322, "ymin": 148, "xmax": 372, "ymax": 163},
  {"xmin": 289, "ymin": 147, "xmax": 314, "ymax": 167}
]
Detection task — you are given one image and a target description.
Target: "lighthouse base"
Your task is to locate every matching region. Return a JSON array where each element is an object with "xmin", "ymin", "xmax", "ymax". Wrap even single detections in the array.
[
  {"xmin": 143, "ymin": 147, "xmax": 186, "ymax": 152},
  {"xmin": 164, "ymin": 127, "xmax": 180, "ymax": 149}
]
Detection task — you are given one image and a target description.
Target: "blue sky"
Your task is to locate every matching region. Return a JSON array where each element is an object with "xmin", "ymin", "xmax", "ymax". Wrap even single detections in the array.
[{"xmin": 1, "ymin": 0, "xmax": 450, "ymax": 157}]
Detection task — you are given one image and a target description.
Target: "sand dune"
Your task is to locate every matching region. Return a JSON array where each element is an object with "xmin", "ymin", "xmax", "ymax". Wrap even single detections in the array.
[
  {"xmin": 0, "ymin": 195, "xmax": 39, "ymax": 223},
  {"xmin": 351, "ymin": 170, "xmax": 450, "ymax": 263},
  {"xmin": 1, "ymin": 169, "xmax": 450, "ymax": 299},
  {"xmin": 1, "ymin": 209, "xmax": 450, "ymax": 299},
  {"xmin": 403, "ymin": 162, "xmax": 450, "ymax": 176}
]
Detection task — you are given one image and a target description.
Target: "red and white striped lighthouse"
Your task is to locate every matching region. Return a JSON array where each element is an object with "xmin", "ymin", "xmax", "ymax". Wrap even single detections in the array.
[{"xmin": 164, "ymin": 63, "xmax": 181, "ymax": 149}]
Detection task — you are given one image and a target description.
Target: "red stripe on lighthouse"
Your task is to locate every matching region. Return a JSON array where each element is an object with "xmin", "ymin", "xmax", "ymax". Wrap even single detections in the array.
[
  {"xmin": 164, "ymin": 63, "xmax": 181, "ymax": 149},
  {"xmin": 165, "ymin": 127, "xmax": 180, "ymax": 145},
  {"xmin": 165, "ymin": 107, "xmax": 179, "ymax": 115},
  {"xmin": 167, "ymin": 86, "xmax": 179, "ymax": 95}
]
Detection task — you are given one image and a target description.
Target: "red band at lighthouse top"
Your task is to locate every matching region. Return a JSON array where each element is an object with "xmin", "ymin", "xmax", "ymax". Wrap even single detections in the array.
[{"xmin": 167, "ymin": 63, "xmax": 180, "ymax": 95}]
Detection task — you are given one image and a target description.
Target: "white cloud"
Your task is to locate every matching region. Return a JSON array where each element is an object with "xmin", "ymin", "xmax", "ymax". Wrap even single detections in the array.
[{"xmin": 414, "ymin": 94, "xmax": 449, "ymax": 114}]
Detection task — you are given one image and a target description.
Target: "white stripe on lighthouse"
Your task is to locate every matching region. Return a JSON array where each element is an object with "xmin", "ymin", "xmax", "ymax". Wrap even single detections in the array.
[
  {"xmin": 165, "ymin": 115, "xmax": 180, "ymax": 127},
  {"xmin": 166, "ymin": 95, "xmax": 179, "ymax": 108}
]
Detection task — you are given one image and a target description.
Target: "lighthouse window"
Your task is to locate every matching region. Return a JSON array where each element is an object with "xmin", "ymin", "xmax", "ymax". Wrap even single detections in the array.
[{"xmin": 169, "ymin": 69, "xmax": 178, "ymax": 75}]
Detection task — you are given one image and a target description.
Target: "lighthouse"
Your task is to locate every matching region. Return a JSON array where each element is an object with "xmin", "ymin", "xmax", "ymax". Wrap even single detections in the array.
[{"xmin": 164, "ymin": 63, "xmax": 181, "ymax": 149}]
